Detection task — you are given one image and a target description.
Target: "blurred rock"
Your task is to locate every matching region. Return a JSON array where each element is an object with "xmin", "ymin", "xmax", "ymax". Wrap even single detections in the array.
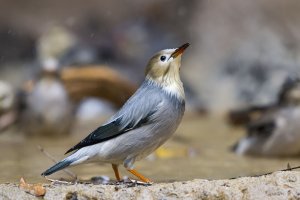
[
  {"xmin": 75, "ymin": 98, "xmax": 115, "ymax": 123},
  {"xmin": 90, "ymin": 175, "xmax": 110, "ymax": 185},
  {"xmin": 61, "ymin": 66, "xmax": 137, "ymax": 107}
]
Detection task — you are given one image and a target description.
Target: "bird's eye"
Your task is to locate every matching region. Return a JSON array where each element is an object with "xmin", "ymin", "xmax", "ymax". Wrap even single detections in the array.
[{"xmin": 160, "ymin": 56, "xmax": 166, "ymax": 62}]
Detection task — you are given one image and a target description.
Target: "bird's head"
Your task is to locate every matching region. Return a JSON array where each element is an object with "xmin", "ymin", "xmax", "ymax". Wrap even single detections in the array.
[
  {"xmin": 278, "ymin": 76, "xmax": 300, "ymax": 106},
  {"xmin": 145, "ymin": 43, "xmax": 189, "ymax": 99}
]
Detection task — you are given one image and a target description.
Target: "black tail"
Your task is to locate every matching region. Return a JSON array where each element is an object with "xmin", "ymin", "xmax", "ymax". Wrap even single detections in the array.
[{"xmin": 41, "ymin": 159, "xmax": 73, "ymax": 176}]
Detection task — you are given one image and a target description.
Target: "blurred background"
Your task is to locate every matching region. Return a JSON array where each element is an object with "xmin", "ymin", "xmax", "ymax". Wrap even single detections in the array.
[{"xmin": 1, "ymin": 0, "xmax": 300, "ymax": 183}]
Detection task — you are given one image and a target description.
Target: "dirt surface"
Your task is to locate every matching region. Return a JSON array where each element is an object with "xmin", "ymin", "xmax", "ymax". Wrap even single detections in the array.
[{"xmin": 1, "ymin": 171, "xmax": 300, "ymax": 200}]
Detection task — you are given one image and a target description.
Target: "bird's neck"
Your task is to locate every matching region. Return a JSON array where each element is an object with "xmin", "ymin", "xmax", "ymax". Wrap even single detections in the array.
[{"xmin": 146, "ymin": 71, "xmax": 185, "ymax": 101}]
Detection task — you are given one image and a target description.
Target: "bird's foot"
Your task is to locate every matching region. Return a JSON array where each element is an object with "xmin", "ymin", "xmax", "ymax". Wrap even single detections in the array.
[{"xmin": 126, "ymin": 169, "xmax": 153, "ymax": 184}]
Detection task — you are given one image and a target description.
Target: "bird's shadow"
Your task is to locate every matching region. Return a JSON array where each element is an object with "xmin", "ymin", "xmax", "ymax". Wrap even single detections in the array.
[{"xmin": 46, "ymin": 176, "xmax": 152, "ymax": 187}]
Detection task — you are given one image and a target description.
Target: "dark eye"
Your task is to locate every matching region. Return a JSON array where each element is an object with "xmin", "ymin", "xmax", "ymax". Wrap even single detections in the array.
[{"xmin": 160, "ymin": 56, "xmax": 166, "ymax": 61}]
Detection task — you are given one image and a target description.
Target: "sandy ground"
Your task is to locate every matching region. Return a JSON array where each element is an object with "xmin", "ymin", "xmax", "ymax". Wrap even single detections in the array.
[{"xmin": 1, "ymin": 171, "xmax": 300, "ymax": 200}]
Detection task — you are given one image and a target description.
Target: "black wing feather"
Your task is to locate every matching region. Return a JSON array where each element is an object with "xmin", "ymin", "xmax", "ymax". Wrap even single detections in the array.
[
  {"xmin": 247, "ymin": 119, "xmax": 276, "ymax": 138},
  {"xmin": 65, "ymin": 111, "xmax": 156, "ymax": 154},
  {"xmin": 65, "ymin": 117, "xmax": 123, "ymax": 154}
]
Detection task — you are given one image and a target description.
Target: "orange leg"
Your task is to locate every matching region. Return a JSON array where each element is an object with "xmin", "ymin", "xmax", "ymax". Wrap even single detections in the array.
[
  {"xmin": 127, "ymin": 169, "xmax": 152, "ymax": 183},
  {"xmin": 112, "ymin": 164, "xmax": 121, "ymax": 181}
]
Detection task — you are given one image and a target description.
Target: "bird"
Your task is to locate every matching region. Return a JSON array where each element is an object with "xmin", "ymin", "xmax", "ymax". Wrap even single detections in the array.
[
  {"xmin": 233, "ymin": 106, "xmax": 300, "ymax": 156},
  {"xmin": 41, "ymin": 43, "xmax": 190, "ymax": 183},
  {"xmin": 232, "ymin": 76, "xmax": 300, "ymax": 156},
  {"xmin": 0, "ymin": 81, "xmax": 16, "ymax": 131},
  {"xmin": 22, "ymin": 59, "xmax": 74, "ymax": 136},
  {"xmin": 0, "ymin": 81, "xmax": 14, "ymax": 115},
  {"xmin": 227, "ymin": 76, "xmax": 300, "ymax": 126}
]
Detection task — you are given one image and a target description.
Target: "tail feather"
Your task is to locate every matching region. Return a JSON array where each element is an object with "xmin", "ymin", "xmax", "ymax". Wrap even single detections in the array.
[{"xmin": 41, "ymin": 159, "xmax": 73, "ymax": 176}]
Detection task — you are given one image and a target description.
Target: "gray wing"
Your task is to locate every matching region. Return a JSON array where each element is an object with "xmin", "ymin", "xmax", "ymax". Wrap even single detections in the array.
[{"xmin": 65, "ymin": 82, "xmax": 162, "ymax": 154}]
